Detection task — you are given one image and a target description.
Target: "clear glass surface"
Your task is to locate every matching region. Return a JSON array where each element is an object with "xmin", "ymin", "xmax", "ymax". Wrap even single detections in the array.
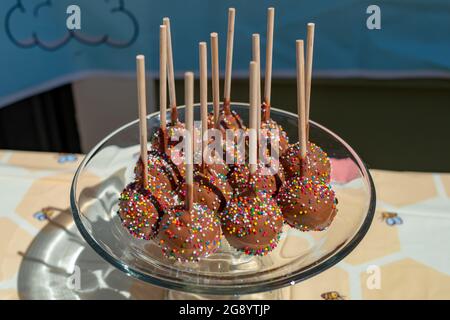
[{"xmin": 70, "ymin": 103, "xmax": 376, "ymax": 295}]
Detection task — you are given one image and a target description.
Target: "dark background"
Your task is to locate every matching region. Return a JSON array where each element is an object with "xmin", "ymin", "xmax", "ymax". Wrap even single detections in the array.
[{"xmin": 1, "ymin": 78, "xmax": 449, "ymax": 172}]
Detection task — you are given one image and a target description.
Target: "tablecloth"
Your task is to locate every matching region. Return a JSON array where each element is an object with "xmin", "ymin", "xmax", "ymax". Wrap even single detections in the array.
[{"xmin": 1, "ymin": 149, "xmax": 450, "ymax": 300}]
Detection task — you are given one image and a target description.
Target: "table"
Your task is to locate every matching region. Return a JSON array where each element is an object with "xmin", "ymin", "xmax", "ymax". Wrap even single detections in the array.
[{"xmin": 1, "ymin": 150, "xmax": 450, "ymax": 300}]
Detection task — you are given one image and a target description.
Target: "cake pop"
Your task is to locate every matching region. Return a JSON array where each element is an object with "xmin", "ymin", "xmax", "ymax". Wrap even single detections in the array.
[
  {"xmin": 207, "ymin": 30, "xmax": 245, "ymax": 164},
  {"xmin": 118, "ymin": 182, "xmax": 163, "ymax": 240},
  {"xmin": 277, "ymin": 40, "xmax": 337, "ymax": 231},
  {"xmin": 226, "ymin": 38, "xmax": 285, "ymax": 197},
  {"xmin": 208, "ymin": 10, "xmax": 245, "ymax": 135},
  {"xmin": 151, "ymin": 123, "xmax": 186, "ymax": 153},
  {"xmin": 151, "ymin": 18, "xmax": 186, "ymax": 154},
  {"xmin": 277, "ymin": 176, "xmax": 337, "ymax": 231},
  {"xmin": 159, "ymin": 72, "xmax": 222, "ymax": 262},
  {"xmin": 178, "ymin": 42, "xmax": 233, "ymax": 214},
  {"xmin": 179, "ymin": 169, "xmax": 232, "ymax": 214},
  {"xmin": 222, "ymin": 187, "xmax": 283, "ymax": 255},
  {"xmin": 149, "ymin": 20, "xmax": 188, "ymax": 178},
  {"xmin": 119, "ymin": 54, "xmax": 177, "ymax": 241},
  {"xmin": 280, "ymin": 141, "xmax": 331, "ymax": 183},
  {"xmin": 177, "ymin": 47, "xmax": 233, "ymax": 212},
  {"xmin": 261, "ymin": 119, "xmax": 289, "ymax": 155},
  {"xmin": 260, "ymin": 8, "xmax": 289, "ymax": 156},
  {"xmin": 159, "ymin": 202, "xmax": 222, "ymax": 262},
  {"xmin": 280, "ymin": 24, "xmax": 331, "ymax": 183},
  {"xmin": 206, "ymin": 31, "xmax": 246, "ymax": 168},
  {"xmin": 198, "ymin": 41, "xmax": 231, "ymax": 181},
  {"xmin": 134, "ymin": 150, "xmax": 183, "ymax": 196},
  {"xmin": 135, "ymin": 26, "xmax": 184, "ymax": 192},
  {"xmin": 221, "ymin": 61, "xmax": 283, "ymax": 256}
]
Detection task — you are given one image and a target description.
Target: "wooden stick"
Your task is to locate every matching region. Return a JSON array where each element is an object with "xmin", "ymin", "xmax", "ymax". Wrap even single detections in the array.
[
  {"xmin": 263, "ymin": 7, "xmax": 274, "ymax": 120},
  {"xmin": 136, "ymin": 55, "xmax": 148, "ymax": 188},
  {"xmin": 249, "ymin": 61, "xmax": 258, "ymax": 175},
  {"xmin": 305, "ymin": 23, "xmax": 315, "ymax": 138},
  {"xmin": 252, "ymin": 33, "xmax": 261, "ymax": 131},
  {"xmin": 296, "ymin": 40, "xmax": 307, "ymax": 160},
  {"xmin": 210, "ymin": 32, "xmax": 220, "ymax": 128},
  {"xmin": 163, "ymin": 18, "xmax": 178, "ymax": 123},
  {"xmin": 199, "ymin": 42, "xmax": 208, "ymax": 173},
  {"xmin": 160, "ymin": 25, "xmax": 167, "ymax": 131},
  {"xmin": 223, "ymin": 8, "xmax": 235, "ymax": 113},
  {"xmin": 185, "ymin": 72, "xmax": 194, "ymax": 210}
]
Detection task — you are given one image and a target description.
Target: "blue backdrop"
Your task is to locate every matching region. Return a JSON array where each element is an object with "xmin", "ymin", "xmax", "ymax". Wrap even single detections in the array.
[{"xmin": 1, "ymin": 0, "xmax": 450, "ymax": 107}]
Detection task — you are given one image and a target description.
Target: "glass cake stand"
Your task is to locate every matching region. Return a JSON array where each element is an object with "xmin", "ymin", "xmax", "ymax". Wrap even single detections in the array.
[{"xmin": 70, "ymin": 103, "xmax": 376, "ymax": 299}]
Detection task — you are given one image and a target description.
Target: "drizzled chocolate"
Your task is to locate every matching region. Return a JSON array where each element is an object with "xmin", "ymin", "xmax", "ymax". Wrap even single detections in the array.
[
  {"xmin": 118, "ymin": 182, "xmax": 166, "ymax": 240},
  {"xmin": 178, "ymin": 170, "xmax": 232, "ymax": 214}
]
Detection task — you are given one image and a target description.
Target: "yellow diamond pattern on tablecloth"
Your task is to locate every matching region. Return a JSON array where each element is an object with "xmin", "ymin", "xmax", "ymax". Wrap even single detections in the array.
[
  {"xmin": 1, "ymin": 152, "xmax": 450, "ymax": 299},
  {"xmin": 15, "ymin": 172, "xmax": 84, "ymax": 229},
  {"xmin": 361, "ymin": 258, "xmax": 450, "ymax": 299},
  {"xmin": 440, "ymin": 174, "xmax": 450, "ymax": 198},
  {"xmin": 0, "ymin": 218, "xmax": 33, "ymax": 282},
  {"xmin": 344, "ymin": 208, "xmax": 401, "ymax": 266},
  {"xmin": 371, "ymin": 170, "xmax": 437, "ymax": 207}
]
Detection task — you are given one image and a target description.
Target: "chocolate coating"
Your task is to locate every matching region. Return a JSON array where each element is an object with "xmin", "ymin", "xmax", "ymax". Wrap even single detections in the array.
[
  {"xmin": 221, "ymin": 189, "xmax": 283, "ymax": 256},
  {"xmin": 280, "ymin": 142, "xmax": 331, "ymax": 183},
  {"xmin": 208, "ymin": 108, "xmax": 247, "ymax": 167},
  {"xmin": 207, "ymin": 109, "xmax": 245, "ymax": 133},
  {"xmin": 118, "ymin": 182, "xmax": 163, "ymax": 240},
  {"xmin": 178, "ymin": 170, "xmax": 232, "ymax": 214},
  {"xmin": 134, "ymin": 150, "xmax": 183, "ymax": 200},
  {"xmin": 223, "ymin": 135, "xmax": 247, "ymax": 167},
  {"xmin": 158, "ymin": 204, "xmax": 222, "ymax": 262},
  {"xmin": 260, "ymin": 119, "xmax": 289, "ymax": 156},
  {"xmin": 197, "ymin": 153, "xmax": 230, "ymax": 181},
  {"xmin": 150, "ymin": 121, "xmax": 187, "ymax": 179},
  {"xmin": 151, "ymin": 121, "xmax": 186, "ymax": 151},
  {"xmin": 277, "ymin": 176, "xmax": 337, "ymax": 231},
  {"xmin": 228, "ymin": 163, "xmax": 285, "ymax": 197}
]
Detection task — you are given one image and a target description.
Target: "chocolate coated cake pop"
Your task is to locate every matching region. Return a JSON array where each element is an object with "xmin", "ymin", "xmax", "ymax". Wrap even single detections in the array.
[
  {"xmin": 260, "ymin": 118, "xmax": 289, "ymax": 155},
  {"xmin": 221, "ymin": 188, "xmax": 283, "ymax": 255},
  {"xmin": 118, "ymin": 182, "xmax": 164, "ymax": 240},
  {"xmin": 151, "ymin": 121, "xmax": 186, "ymax": 151},
  {"xmin": 280, "ymin": 141, "xmax": 331, "ymax": 183},
  {"xmin": 208, "ymin": 107, "xmax": 245, "ymax": 133},
  {"xmin": 277, "ymin": 176, "xmax": 337, "ymax": 231},
  {"xmin": 158, "ymin": 203, "xmax": 222, "ymax": 261},
  {"xmin": 150, "ymin": 122, "xmax": 188, "ymax": 179},
  {"xmin": 134, "ymin": 150, "xmax": 184, "ymax": 196}
]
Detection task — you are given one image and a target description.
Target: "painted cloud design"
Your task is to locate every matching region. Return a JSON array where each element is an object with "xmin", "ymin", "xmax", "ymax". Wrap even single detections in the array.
[{"xmin": 5, "ymin": 0, "xmax": 138, "ymax": 50}]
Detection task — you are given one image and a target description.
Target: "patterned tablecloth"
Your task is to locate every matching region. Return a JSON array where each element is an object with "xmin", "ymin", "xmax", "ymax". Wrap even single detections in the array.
[{"xmin": 1, "ymin": 150, "xmax": 450, "ymax": 300}]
